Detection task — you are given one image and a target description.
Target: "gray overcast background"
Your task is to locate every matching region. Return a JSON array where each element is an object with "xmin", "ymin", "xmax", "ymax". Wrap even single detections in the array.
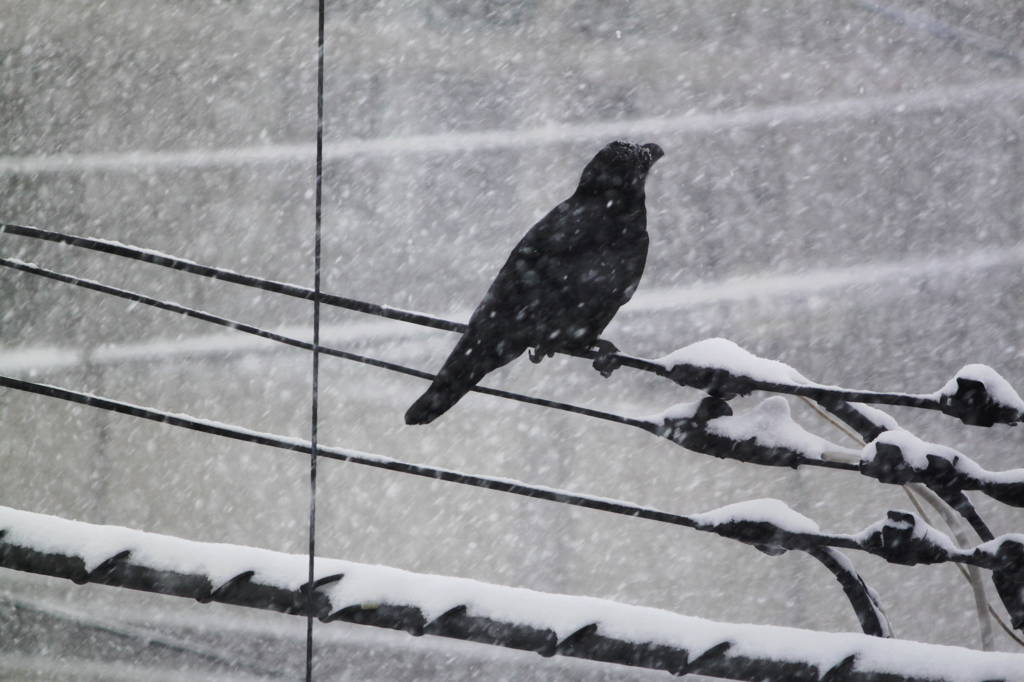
[{"xmin": 1, "ymin": 0, "xmax": 1024, "ymax": 679}]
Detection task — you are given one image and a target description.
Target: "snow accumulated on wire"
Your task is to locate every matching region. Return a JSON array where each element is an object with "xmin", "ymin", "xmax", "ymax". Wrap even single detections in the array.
[{"xmin": 3, "ymin": 505, "xmax": 1024, "ymax": 681}]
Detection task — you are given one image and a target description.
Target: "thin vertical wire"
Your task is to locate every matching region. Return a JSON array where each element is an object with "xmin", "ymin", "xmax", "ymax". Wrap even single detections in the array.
[{"xmin": 307, "ymin": 0, "xmax": 325, "ymax": 679}]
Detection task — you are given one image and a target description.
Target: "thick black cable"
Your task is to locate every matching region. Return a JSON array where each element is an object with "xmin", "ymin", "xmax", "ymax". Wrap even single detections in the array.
[
  {"xmin": 803, "ymin": 546, "xmax": 888, "ymax": 638},
  {"xmin": 0, "ymin": 373, "xmax": 993, "ymax": 564},
  {"xmin": 0, "ymin": 540, "xmax": 920, "ymax": 682},
  {"xmin": 0, "ymin": 374, "xmax": 856, "ymax": 536},
  {"xmin": 307, "ymin": 0, "xmax": 326, "ymax": 677}
]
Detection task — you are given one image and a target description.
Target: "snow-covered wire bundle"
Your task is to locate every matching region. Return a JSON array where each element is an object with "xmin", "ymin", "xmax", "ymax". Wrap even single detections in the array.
[{"xmin": 5, "ymin": 505, "xmax": 1023, "ymax": 682}]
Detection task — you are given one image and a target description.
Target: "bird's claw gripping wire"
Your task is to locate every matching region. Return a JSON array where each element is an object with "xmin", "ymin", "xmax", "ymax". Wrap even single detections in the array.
[
  {"xmin": 591, "ymin": 340, "xmax": 622, "ymax": 378},
  {"xmin": 529, "ymin": 347, "xmax": 555, "ymax": 364}
]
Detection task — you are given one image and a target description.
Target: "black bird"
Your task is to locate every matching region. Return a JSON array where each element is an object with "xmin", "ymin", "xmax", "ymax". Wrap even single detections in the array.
[{"xmin": 405, "ymin": 140, "xmax": 664, "ymax": 425}]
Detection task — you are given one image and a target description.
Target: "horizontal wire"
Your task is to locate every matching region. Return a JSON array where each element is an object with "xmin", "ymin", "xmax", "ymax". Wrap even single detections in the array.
[
  {"xmin": 0, "ymin": 256, "xmax": 647, "ymax": 431},
  {"xmin": 0, "ymin": 223, "xmax": 948, "ymax": 412}
]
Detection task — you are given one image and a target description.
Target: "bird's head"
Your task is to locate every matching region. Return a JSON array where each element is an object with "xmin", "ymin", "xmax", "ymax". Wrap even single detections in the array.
[{"xmin": 576, "ymin": 140, "xmax": 664, "ymax": 196}]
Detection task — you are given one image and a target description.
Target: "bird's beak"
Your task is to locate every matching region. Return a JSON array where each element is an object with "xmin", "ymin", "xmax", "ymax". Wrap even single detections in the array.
[{"xmin": 643, "ymin": 143, "xmax": 665, "ymax": 165}]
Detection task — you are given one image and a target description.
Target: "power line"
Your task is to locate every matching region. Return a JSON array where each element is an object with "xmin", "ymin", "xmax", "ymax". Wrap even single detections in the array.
[
  {"xmin": 0, "ymin": 223, "xmax": 462, "ymax": 333},
  {"xmin": 0, "ymin": 372, "xmax": 759, "ymax": 532},
  {"xmin": 307, "ymin": 0, "xmax": 327, "ymax": 676},
  {"xmin": 7, "ymin": 234, "xmax": 1023, "ymax": 516},
  {"xmin": 5, "ymin": 242, "xmax": 1024, "ymax": 375},
  {"xmin": 0, "ymin": 372, "xmax": 867, "ymax": 539},
  {"xmin": 0, "ymin": 256, "xmax": 645, "ymax": 430},
  {"xmin": 26, "ymin": 506, "xmax": 1019, "ymax": 680}
]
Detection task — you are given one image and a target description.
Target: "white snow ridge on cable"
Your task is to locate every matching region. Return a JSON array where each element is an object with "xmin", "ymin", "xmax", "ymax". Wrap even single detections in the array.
[{"xmin": 1, "ymin": 505, "xmax": 1022, "ymax": 681}]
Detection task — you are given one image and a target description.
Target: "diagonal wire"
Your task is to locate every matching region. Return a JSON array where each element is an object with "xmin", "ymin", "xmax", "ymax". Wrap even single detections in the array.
[
  {"xmin": 0, "ymin": 256, "xmax": 646, "ymax": 430},
  {"xmin": 0, "ymin": 222, "xmax": 463, "ymax": 333},
  {"xmin": 0, "ymin": 373, "xmax": 851, "ymax": 534},
  {"xmin": 801, "ymin": 396, "xmax": 1024, "ymax": 649},
  {"xmin": 0, "ymin": 592, "xmax": 276, "ymax": 676},
  {"xmin": 0, "ymin": 372, "xmax": 726, "ymax": 528}
]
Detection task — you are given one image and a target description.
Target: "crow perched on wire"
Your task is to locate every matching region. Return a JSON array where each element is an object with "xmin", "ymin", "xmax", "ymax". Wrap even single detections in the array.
[{"xmin": 405, "ymin": 140, "xmax": 664, "ymax": 425}]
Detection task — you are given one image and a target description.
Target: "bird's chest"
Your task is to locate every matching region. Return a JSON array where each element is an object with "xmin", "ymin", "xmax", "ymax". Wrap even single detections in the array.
[{"xmin": 542, "ymin": 231, "xmax": 647, "ymax": 296}]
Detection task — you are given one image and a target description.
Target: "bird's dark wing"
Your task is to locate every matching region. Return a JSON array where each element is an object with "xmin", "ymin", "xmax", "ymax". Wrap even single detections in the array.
[
  {"xmin": 511, "ymin": 195, "xmax": 629, "ymax": 256},
  {"xmin": 468, "ymin": 194, "xmax": 648, "ymax": 353}
]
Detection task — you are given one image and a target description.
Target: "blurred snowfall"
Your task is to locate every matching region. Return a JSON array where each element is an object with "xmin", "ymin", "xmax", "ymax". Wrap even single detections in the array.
[{"xmin": 1, "ymin": 0, "xmax": 1023, "ymax": 679}]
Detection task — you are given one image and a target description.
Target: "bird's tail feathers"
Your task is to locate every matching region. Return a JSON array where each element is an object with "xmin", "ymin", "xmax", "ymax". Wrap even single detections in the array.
[
  {"xmin": 405, "ymin": 335, "xmax": 523, "ymax": 425},
  {"xmin": 404, "ymin": 378, "xmax": 474, "ymax": 425}
]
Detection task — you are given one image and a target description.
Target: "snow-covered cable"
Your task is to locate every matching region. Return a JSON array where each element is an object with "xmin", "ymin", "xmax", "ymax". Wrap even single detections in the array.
[
  {"xmin": 805, "ymin": 399, "xmax": 1016, "ymax": 648},
  {"xmin": 5, "ymin": 506, "xmax": 1022, "ymax": 681}
]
